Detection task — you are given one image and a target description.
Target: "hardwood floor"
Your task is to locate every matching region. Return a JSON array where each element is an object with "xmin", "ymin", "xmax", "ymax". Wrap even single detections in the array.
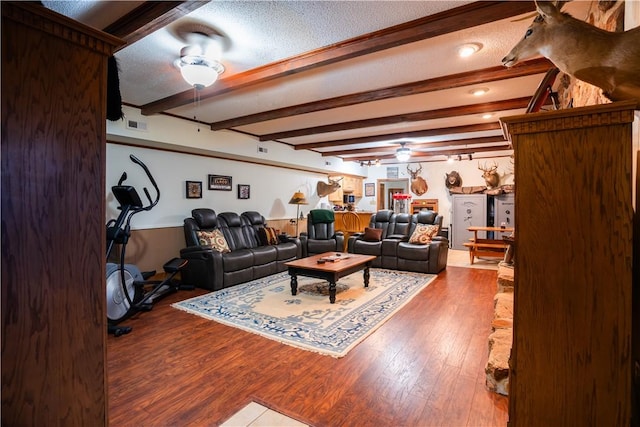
[{"xmin": 107, "ymin": 266, "xmax": 508, "ymax": 426}]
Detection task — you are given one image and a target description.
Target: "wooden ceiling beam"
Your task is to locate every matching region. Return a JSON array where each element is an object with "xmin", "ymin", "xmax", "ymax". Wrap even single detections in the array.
[
  {"xmin": 103, "ymin": 1, "xmax": 209, "ymax": 51},
  {"xmin": 141, "ymin": 1, "xmax": 536, "ymax": 115},
  {"xmin": 320, "ymin": 136, "xmax": 507, "ymax": 156},
  {"xmin": 260, "ymin": 97, "xmax": 532, "ymax": 141},
  {"xmin": 219, "ymin": 58, "xmax": 550, "ymax": 132},
  {"xmin": 295, "ymin": 122, "xmax": 502, "ymax": 150},
  {"xmin": 352, "ymin": 144, "xmax": 512, "ymax": 162}
]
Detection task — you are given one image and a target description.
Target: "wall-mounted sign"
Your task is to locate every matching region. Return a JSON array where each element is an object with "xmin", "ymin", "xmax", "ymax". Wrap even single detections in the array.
[{"xmin": 208, "ymin": 175, "xmax": 232, "ymax": 191}]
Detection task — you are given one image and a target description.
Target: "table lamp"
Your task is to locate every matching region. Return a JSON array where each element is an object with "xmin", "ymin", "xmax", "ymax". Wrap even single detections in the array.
[{"xmin": 288, "ymin": 191, "xmax": 308, "ymax": 236}]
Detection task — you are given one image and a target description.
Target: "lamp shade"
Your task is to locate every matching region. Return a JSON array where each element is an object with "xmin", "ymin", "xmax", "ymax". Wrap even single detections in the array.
[{"xmin": 288, "ymin": 191, "xmax": 308, "ymax": 205}]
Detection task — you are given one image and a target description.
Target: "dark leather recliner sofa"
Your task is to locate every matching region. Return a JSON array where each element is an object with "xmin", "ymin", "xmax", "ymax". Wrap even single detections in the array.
[
  {"xmin": 180, "ymin": 209, "xmax": 302, "ymax": 290},
  {"xmin": 347, "ymin": 209, "xmax": 448, "ymax": 274}
]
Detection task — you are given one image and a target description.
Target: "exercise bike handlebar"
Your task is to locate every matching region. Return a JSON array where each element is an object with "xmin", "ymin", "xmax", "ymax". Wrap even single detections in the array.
[{"xmin": 129, "ymin": 154, "xmax": 159, "ymax": 211}]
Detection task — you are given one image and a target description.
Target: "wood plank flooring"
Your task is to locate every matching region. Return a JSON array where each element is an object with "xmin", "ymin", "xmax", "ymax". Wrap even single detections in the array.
[{"xmin": 107, "ymin": 266, "xmax": 508, "ymax": 426}]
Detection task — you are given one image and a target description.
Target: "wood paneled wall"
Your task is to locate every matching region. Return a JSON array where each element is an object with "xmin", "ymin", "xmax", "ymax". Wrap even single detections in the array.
[
  {"xmin": 502, "ymin": 101, "xmax": 636, "ymax": 426},
  {"xmin": 1, "ymin": 3, "xmax": 122, "ymax": 425}
]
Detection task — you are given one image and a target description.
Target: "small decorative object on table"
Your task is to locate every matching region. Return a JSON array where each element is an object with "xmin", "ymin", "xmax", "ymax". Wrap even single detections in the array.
[{"xmin": 319, "ymin": 253, "xmax": 351, "ymax": 262}]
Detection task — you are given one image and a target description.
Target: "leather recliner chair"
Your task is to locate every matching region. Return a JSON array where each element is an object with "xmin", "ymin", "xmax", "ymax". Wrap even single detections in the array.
[
  {"xmin": 396, "ymin": 210, "xmax": 448, "ymax": 274},
  {"xmin": 380, "ymin": 212, "xmax": 413, "ymax": 269},
  {"xmin": 346, "ymin": 209, "xmax": 395, "ymax": 268},
  {"xmin": 299, "ymin": 209, "xmax": 344, "ymax": 257}
]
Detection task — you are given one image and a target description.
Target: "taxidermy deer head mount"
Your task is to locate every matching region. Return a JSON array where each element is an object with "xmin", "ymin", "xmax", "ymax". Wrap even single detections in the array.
[
  {"xmin": 502, "ymin": 0, "xmax": 640, "ymax": 103},
  {"xmin": 407, "ymin": 163, "xmax": 428, "ymax": 196},
  {"xmin": 479, "ymin": 161, "xmax": 500, "ymax": 189},
  {"xmin": 317, "ymin": 177, "xmax": 342, "ymax": 197}
]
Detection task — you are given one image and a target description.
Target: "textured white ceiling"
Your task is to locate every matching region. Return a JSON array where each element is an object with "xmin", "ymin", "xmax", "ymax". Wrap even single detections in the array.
[{"xmin": 41, "ymin": 1, "xmax": 596, "ymax": 164}]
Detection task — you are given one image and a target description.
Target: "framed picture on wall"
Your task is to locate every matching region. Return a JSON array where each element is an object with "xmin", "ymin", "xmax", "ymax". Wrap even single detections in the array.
[
  {"xmin": 186, "ymin": 181, "xmax": 202, "ymax": 199},
  {"xmin": 208, "ymin": 174, "xmax": 232, "ymax": 191},
  {"xmin": 364, "ymin": 182, "xmax": 375, "ymax": 197},
  {"xmin": 237, "ymin": 184, "xmax": 250, "ymax": 199}
]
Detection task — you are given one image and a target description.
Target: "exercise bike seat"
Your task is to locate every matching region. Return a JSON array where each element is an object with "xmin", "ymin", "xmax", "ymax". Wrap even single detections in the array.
[{"xmin": 163, "ymin": 257, "xmax": 188, "ymax": 273}]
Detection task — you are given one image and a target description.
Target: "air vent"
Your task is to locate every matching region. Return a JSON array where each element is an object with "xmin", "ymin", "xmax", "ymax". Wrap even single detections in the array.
[{"xmin": 126, "ymin": 119, "xmax": 147, "ymax": 131}]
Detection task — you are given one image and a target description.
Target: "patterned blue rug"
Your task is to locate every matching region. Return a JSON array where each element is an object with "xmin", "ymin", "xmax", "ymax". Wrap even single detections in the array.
[{"xmin": 172, "ymin": 269, "xmax": 436, "ymax": 358}]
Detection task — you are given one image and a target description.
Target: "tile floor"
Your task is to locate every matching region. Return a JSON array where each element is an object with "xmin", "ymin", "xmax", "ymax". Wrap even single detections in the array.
[{"xmin": 220, "ymin": 402, "xmax": 309, "ymax": 427}]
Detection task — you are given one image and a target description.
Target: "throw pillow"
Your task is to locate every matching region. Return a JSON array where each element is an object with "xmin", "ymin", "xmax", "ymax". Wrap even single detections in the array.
[
  {"xmin": 409, "ymin": 224, "xmax": 439, "ymax": 245},
  {"xmin": 258, "ymin": 227, "xmax": 279, "ymax": 245},
  {"xmin": 362, "ymin": 227, "xmax": 383, "ymax": 242},
  {"xmin": 196, "ymin": 229, "xmax": 231, "ymax": 253}
]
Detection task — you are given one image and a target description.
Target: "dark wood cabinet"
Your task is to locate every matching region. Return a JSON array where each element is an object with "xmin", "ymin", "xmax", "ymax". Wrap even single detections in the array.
[
  {"xmin": 1, "ymin": 3, "xmax": 123, "ymax": 425},
  {"xmin": 501, "ymin": 101, "xmax": 636, "ymax": 427}
]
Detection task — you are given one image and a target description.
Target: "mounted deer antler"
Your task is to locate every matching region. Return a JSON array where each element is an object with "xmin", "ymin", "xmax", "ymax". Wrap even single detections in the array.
[
  {"xmin": 317, "ymin": 177, "xmax": 342, "ymax": 197},
  {"xmin": 478, "ymin": 161, "xmax": 500, "ymax": 189},
  {"xmin": 502, "ymin": 0, "xmax": 640, "ymax": 103},
  {"xmin": 407, "ymin": 163, "xmax": 428, "ymax": 196}
]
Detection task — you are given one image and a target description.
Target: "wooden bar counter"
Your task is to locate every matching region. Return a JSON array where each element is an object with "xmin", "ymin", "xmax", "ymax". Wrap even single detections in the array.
[{"xmin": 333, "ymin": 211, "xmax": 373, "ymax": 234}]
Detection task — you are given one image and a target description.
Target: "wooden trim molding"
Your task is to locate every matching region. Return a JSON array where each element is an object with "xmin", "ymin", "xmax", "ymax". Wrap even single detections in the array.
[
  {"xmin": 2, "ymin": 2, "xmax": 124, "ymax": 55},
  {"xmin": 501, "ymin": 100, "xmax": 638, "ymax": 139}
]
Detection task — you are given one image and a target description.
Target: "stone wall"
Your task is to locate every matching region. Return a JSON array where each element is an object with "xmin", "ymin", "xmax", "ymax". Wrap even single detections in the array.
[{"xmin": 485, "ymin": 263, "xmax": 514, "ymax": 395}]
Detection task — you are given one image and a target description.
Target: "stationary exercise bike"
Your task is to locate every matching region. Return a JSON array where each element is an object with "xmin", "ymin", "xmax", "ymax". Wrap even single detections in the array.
[{"xmin": 106, "ymin": 154, "xmax": 190, "ymax": 336}]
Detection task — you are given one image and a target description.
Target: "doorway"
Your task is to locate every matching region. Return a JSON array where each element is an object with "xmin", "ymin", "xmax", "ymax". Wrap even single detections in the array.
[{"xmin": 376, "ymin": 178, "xmax": 409, "ymax": 211}]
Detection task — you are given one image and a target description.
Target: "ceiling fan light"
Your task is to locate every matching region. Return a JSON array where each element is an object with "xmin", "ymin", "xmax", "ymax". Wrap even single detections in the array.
[
  {"xmin": 178, "ymin": 53, "xmax": 225, "ymax": 89},
  {"xmin": 396, "ymin": 146, "xmax": 411, "ymax": 162},
  {"xmin": 180, "ymin": 63, "xmax": 218, "ymax": 89}
]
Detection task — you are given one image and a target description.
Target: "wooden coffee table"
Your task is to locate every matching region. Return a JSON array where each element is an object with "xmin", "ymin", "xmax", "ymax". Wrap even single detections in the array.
[{"xmin": 284, "ymin": 252, "xmax": 377, "ymax": 303}]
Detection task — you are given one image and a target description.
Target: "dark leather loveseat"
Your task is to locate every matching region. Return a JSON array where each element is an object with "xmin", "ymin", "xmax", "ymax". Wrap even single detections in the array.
[
  {"xmin": 180, "ymin": 209, "xmax": 302, "ymax": 290},
  {"xmin": 347, "ymin": 209, "xmax": 448, "ymax": 274}
]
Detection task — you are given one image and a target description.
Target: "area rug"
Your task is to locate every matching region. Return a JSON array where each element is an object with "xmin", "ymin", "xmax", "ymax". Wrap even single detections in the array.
[{"xmin": 172, "ymin": 269, "xmax": 436, "ymax": 358}]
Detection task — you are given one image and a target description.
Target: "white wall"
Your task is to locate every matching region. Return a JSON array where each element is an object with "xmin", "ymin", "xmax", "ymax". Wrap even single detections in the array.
[
  {"xmin": 358, "ymin": 157, "xmax": 514, "ymax": 228},
  {"xmin": 107, "ymin": 144, "xmax": 333, "ymax": 229},
  {"xmin": 108, "ymin": 142, "xmax": 513, "ymax": 231},
  {"xmin": 107, "ymin": 106, "xmax": 514, "ymax": 231},
  {"xmin": 107, "ymin": 105, "xmax": 366, "ymax": 176}
]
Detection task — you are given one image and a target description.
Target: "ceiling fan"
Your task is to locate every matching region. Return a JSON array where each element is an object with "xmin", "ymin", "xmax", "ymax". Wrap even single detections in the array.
[{"xmin": 169, "ymin": 20, "xmax": 228, "ymax": 89}]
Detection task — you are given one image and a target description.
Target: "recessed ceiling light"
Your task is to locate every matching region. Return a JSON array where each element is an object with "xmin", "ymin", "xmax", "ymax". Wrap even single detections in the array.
[
  {"xmin": 470, "ymin": 87, "xmax": 489, "ymax": 96},
  {"xmin": 482, "ymin": 113, "xmax": 494, "ymax": 119},
  {"xmin": 458, "ymin": 43, "xmax": 482, "ymax": 58}
]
